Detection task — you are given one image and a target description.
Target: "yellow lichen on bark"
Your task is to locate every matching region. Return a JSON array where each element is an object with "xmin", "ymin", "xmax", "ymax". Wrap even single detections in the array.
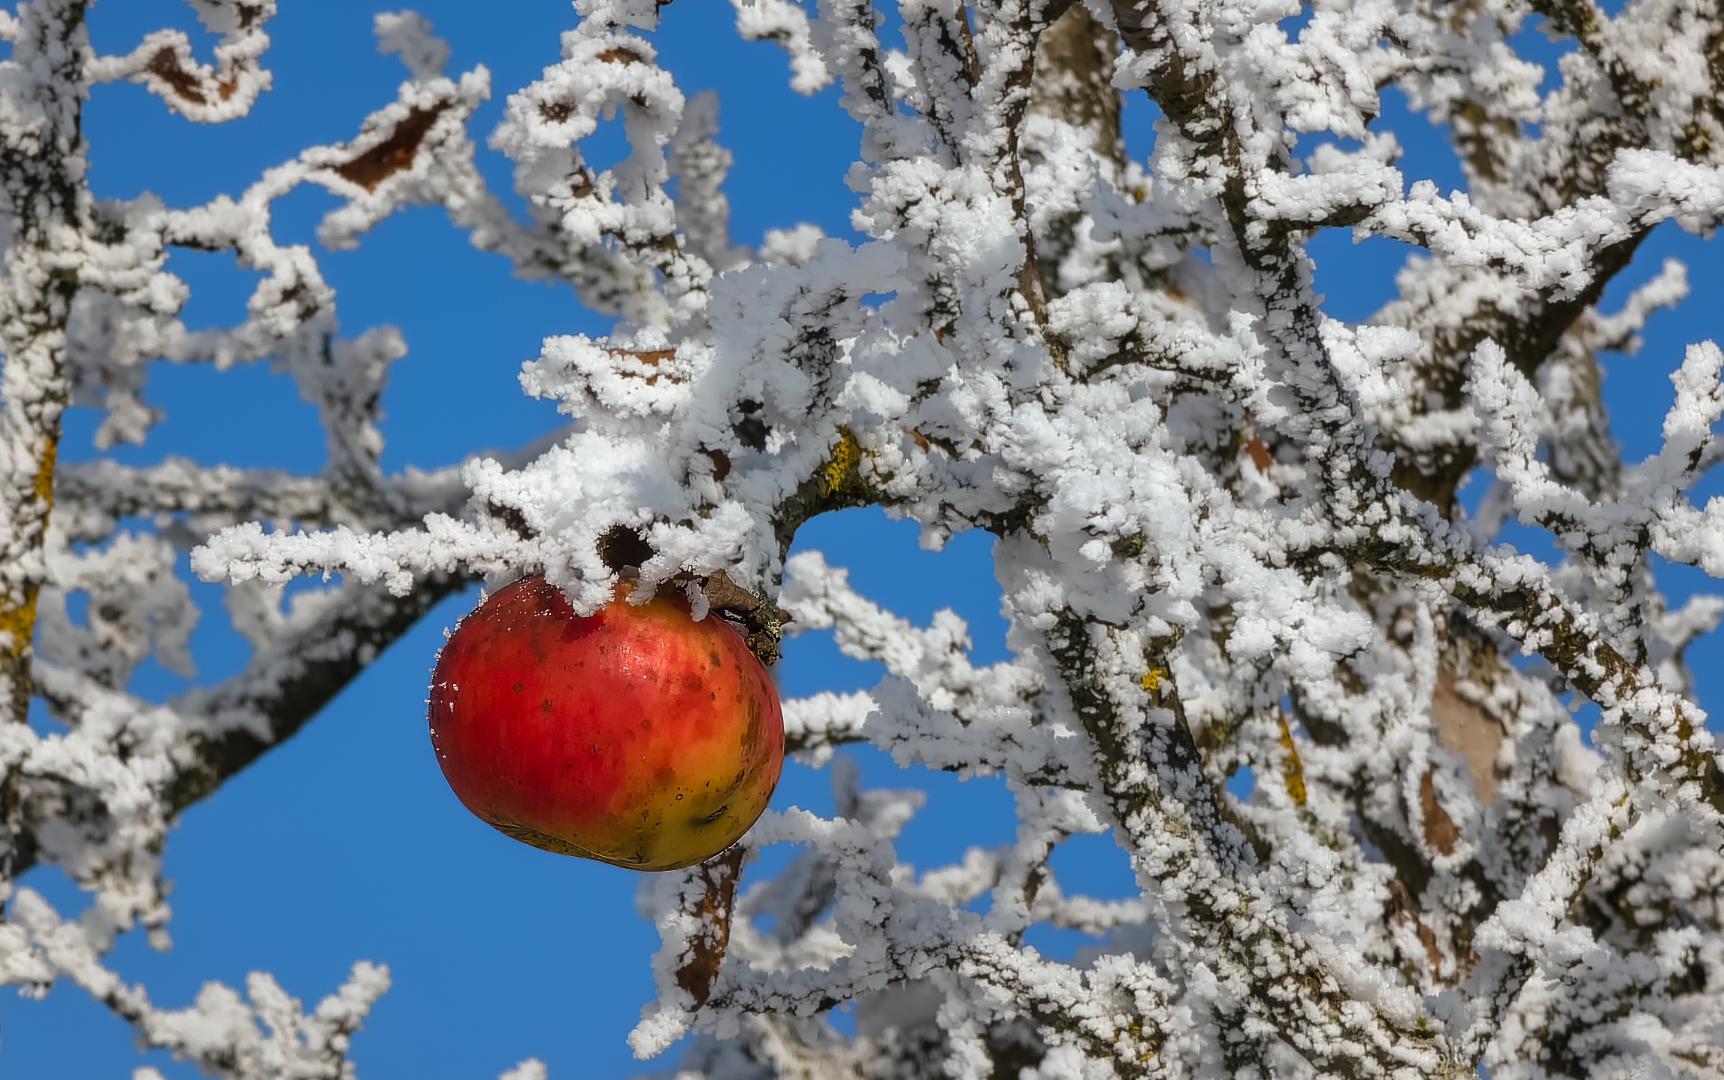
[
  {"xmin": 0, "ymin": 589, "xmax": 37, "ymax": 659},
  {"xmin": 32, "ymin": 433, "xmax": 55, "ymax": 506},
  {"xmin": 0, "ymin": 432, "xmax": 55, "ymax": 658},
  {"xmin": 1278, "ymin": 716, "xmax": 1307, "ymax": 806},
  {"xmin": 820, "ymin": 427, "xmax": 864, "ymax": 497}
]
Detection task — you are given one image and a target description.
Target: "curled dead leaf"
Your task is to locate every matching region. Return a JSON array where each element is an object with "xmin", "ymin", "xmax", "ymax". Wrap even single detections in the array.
[
  {"xmin": 1244, "ymin": 435, "xmax": 1272, "ymax": 471},
  {"xmin": 675, "ymin": 844, "xmax": 745, "ymax": 1008},
  {"xmin": 701, "ymin": 570, "xmax": 760, "ymax": 616},
  {"xmin": 1385, "ymin": 878, "xmax": 1443, "ymax": 970},
  {"xmin": 1431, "ymin": 664, "xmax": 1502, "ymax": 804},
  {"xmin": 146, "ymin": 48, "xmax": 205, "ymax": 105},
  {"xmin": 335, "ymin": 105, "xmax": 448, "ymax": 192},
  {"xmin": 607, "ymin": 348, "xmax": 675, "ymax": 365},
  {"xmin": 1419, "ymin": 769, "xmax": 1458, "ymax": 856}
]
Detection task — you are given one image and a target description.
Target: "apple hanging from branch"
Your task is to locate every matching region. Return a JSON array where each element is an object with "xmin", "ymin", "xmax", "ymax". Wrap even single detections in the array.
[{"xmin": 427, "ymin": 574, "xmax": 784, "ymax": 871}]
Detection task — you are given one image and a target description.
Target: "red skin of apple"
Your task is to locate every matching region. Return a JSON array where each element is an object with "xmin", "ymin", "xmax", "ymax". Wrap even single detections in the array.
[{"xmin": 428, "ymin": 575, "xmax": 783, "ymax": 871}]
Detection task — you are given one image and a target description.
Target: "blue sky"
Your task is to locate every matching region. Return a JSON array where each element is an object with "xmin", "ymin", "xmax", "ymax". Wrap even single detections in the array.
[{"xmin": 6, "ymin": 2, "xmax": 1723, "ymax": 1078}]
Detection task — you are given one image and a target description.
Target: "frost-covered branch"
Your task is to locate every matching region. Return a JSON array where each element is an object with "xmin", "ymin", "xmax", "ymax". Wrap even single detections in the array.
[{"xmin": 13, "ymin": 0, "xmax": 1724, "ymax": 1075}]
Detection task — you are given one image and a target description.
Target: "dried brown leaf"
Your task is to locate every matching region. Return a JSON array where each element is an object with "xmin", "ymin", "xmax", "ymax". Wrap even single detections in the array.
[
  {"xmin": 1419, "ymin": 769, "xmax": 1459, "ymax": 856},
  {"xmin": 701, "ymin": 570, "xmax": 760, "ymax": 615},
  {"xmin": 608, "ymin": 348, "xmax": 676, "ymax": 365},
  {"xmin": 1385, "ymin": 878, "xmax": 1443, "ymax": 970},
  {"xmin": 334, "ymin": 105, "xmax": 447, "ymax": 192},
  {"xmin": 1431, "ymin": 664, "xmax": 1502, "ymax": 804},
  {"xmin": 675, "ymin": 845, "xmax": 746, "ymax": 1008},
  {"xmin": 1244, "ymin": 435, "xmax": 1272, "ymax": 471},
  {"xmin": 146, "ymin": 48, "xmax": 205, "ymax": 105}
]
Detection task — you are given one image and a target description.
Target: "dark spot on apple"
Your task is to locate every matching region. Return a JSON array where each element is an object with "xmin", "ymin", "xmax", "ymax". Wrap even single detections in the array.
[
  {"xmin": 675, "ymin": 793, "xmax": 684, "ymax": 801},
  {"xmin": 683, "ymin": 674, "xmax": 702, "ymax": 692},
  {"xmin": 641, "ymin": 717, "xmax": 652, "ymax": 731},
  {"xmin": 697, "ymin": 804, "xmax": 728, "ymax": 824},
  {"xmin": 541, "ymin": 699, "xmax": 554, "ymax": 712},
  {"xmin": 512, "ymin": 681, "xmax": 524, "ymax": 693},
  {"xmin": 709, "ymin": 650, "xmax": 722, "ymax": 667}
]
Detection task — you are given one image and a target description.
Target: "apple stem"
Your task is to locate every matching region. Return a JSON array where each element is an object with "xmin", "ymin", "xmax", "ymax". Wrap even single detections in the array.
[{"xmin": 697, "ymin": 570, "xmax": 786, "ymax": 666}]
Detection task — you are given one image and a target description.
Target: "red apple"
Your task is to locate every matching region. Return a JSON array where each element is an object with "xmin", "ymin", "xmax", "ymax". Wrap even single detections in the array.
[{"xmin": 427, "ymin": 575, "xmax": 783, "ymax": 871}]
